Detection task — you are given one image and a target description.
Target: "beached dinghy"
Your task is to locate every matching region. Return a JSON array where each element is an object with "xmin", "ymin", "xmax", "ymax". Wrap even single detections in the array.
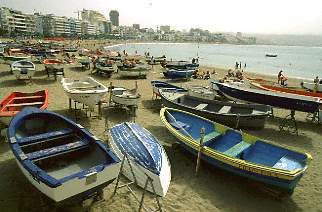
[
  {"xmin": 2, "ymin": 55, "xmax": 31, "ymax": 65},
  {"xmin": 163, "ymin": 68, "xmax": 195, "ymax": 79},
  {"xmin": 302, "ymin": 81, "xmax": 322, "ymax": 93},
  {"xmin": 160, "ymin": 90, "xmax": 271, "ymax": 129},
  {"xmin": 160, "ymin": 107, "xmax": 311, "ymax": 194},
  {"xmin": 43, "ymin": 58, "xmax": 64, "ymax": 70},
  {"xmin": 151, "ymin": 80, "xmax": 187, "ymax": 97},
  {"xmin": 211, "ymin": 81, "xmax": 322, "ymax": 113},
  {"xmin": 11, "ymin": 60, "xmax": 36, "ymax": 80},
  {"xmin": 61, "ymin": 77, "xmax": 108, "ymax": 108},
  {"xmin": 111, "ymin": 82, "xmax": 141, "ymax": 106},
  {"xmin": 0, "ymin": 90, "xmax": 48, "ymax": 125},
  {"xmin": 7, "ymin": 107, "xmax": 121, "ymax": 202},
  {"xmin": 109, "ymin": 122, "xmax": 171, "ymax": 196},
  {"xmin": 118, "ymin": 64, "xmax": 149, "ymax": 78}
]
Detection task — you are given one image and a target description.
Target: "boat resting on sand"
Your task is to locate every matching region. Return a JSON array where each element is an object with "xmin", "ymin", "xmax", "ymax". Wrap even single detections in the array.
[
  {"xmin": 160, "ymin": 90, "xmax": 271, "ymax": 129},
  {"xmin": 250, "ymin": 82, "xmax": 322, "ymax": 99},
  {"xmin": 11, "ymin": 60, "xmax": 36, "ymax": 80},
  {"xmin": 302, "ymin": 81, "xmax": 322, "ymax": 93},
  {"xmin": 211, "ymin": 81, "xmax": 322, "ymax": 113},
  {"xmin": 7, "ymin": 107, "xmax": 120, "ymax": 202},
  {"xmin": 151, "ymin": 80, "xmax": 187, "ymax": 97},
  {"xmin": 0, "ymin": 90, "xmax": 48, "ymax": 125},
  {"xmin": 43, "ymin": 58, "xmax": 64, "ymax": 70},
  {"xmin": 109, "ymin": 122, "xmax": 171, "ymax": 196},
  {"xmin": 118, "ymin": 64, "xmax": 149, "ymax": 78},
  {"xmin": 160, "ymin": 107, "xmax": 312, "ymax": 194},
  {"xmin": 163, "ymin": 69, "xmax": 195, "ymax": 79},
  {"xmin": 61, "ymin": 77, "xmax": 108, "ymax": 108}
]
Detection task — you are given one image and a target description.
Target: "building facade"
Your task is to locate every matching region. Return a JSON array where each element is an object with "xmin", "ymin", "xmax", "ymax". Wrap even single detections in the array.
[{"xmin": 109, "ymin": 10, "xmax": 119, "ymax": 26}]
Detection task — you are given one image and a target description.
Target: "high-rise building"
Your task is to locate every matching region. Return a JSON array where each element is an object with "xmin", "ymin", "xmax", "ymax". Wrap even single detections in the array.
[
  {"xmin": 81, "ymin": 9, "xmax": 108, "ymax": 35},
  {"xmin": 160, "ymin": 25, "xmax": 170, "ymax": 33},
  {"xmin": 0, "ymin": 7, "xmax": 36, "ymax": 35},
  {"xmin": 109, "ymin": 10, "xmax": 119, "ymax": 26}
]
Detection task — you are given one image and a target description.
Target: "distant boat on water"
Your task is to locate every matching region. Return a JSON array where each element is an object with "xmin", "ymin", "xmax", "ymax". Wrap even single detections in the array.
[{"xmin": 265, "ymin": 54, "xmax": 277, "ymax": 57}]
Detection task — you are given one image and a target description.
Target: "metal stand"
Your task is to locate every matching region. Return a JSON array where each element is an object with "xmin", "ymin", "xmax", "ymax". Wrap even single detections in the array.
[
  {"xmin": 68, "ymin": 98, "xmax": 102, "ymax": 121},
  {"xmin": 279, "ymin": 110, "xmax": 298, "ymax": 135},
  {"xmin": 195, "ymin": 128, "xmax": 205, "ymax": 176},
  {"xmin": 113, "ymin": 154, "xmax": 163, "ymax": 212},
  {"xmin": 306, "ymin": 111, "xmax": 320, "ymax": 124}
]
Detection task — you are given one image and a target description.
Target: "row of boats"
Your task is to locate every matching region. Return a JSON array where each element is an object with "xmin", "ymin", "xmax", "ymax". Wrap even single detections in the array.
[{"xmin": 0, "ymin": 74, "xmax": 316, "ymax": 203}]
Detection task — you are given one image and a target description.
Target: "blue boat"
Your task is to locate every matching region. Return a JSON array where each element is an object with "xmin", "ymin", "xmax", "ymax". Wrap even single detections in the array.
[
  {"xmin": 160, "ymin": 107, "xmax": 312, "ymax": 194},
  {"xmin": 109, "ymin": 122, "xmax": 171, "ymax": 196},
  {"xmin": 162, "ymin": 60, "xmax": 199, "ymax": 70},
  {"xmin": 7, "ymin": 107, "xmax": 121, "ymax": 202},
  {"xmin": 163, "ymin": 69, "xmax": 196, "ymax": 79},
  {"xmin": 212, "ymin": 81, "xmax": 321, "ymax": 113},
  {"xmin": 151, "ymin": 80, "xmax": 187, "ymax": 97}
]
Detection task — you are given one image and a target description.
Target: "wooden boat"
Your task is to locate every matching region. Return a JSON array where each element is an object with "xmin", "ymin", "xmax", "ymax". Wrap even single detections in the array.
[
  {"xmin": 43, "ymin": 58, "xmax": 64, "ymax": 70},
  {"xmin": 160, "ymin": 90, "xmax": 271, "ymax": 129},
  {"xmin": 2, "ymin": 55, "xmax": 31, "ymax": 65},
  {"xmin": 111, "ymin": 84, "xmax": 140, "ymax": 107},
  {"xmin": 95, "ymin": 59, "xmax": 116, "ymax": 76},
  {"xmin": 11, "ymin": 60, "xmax": 36, "ymax": 80},
  {"xmin": 163, "ymin": 69, "xmax": 195, "ymax": 79},
  {"xmin": 151, "ymin": 80, "xmax": 187, "ymax": 97},
  {"xmin": 7, "ymin": 107, "xmax": 121, "ymax": 202},
  {"xmin": 61, "ymin": 77, "xmax": 108, "ymax": 108},
  {"xmin": 0, "ymin": 90, "xmax": 48, "ymax": 125},
  {"xmin": 146, "ymin": 55, "xmax": 166, "ymax": 65},
  {"xmin": 109, "ymin": 122, "xmax": 171, "ymax": 196},
  {"xmin": 250, "ymin": 82, "xmax": 322, "ymax": 99},
  {"xmin": 76, "ymin": 56, "xmax": 92, "ymax": 66},
  {"xmin": 118, "ymin": 64, "xmax": 149, "ymax": 78},
  {"xmin": 265, "ymin": 54, "xmax": 277, "ymax": 57},
  {"xmin": 187, "ymin": 86, "xmax": 220, "ymax": 100},
  {"xmin": 211, "ymin": 81, "xmax": 322, "ymax": 113},
  {"xmin": 302, "ymin": 81, "xmax": 322, "ymax": 93},
  {"xmin": 160, "ymin": 107, "xmax": 312, "ymax": 194},
  {"xmin": 162, "ymin": 61, "xmax": 199, "ymax": 70}
]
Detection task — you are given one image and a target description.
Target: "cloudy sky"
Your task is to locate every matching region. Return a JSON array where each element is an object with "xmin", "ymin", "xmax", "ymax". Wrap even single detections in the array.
[{"xmin": 2, "ymin": 0, "xmax": 322, "ymax": 34}]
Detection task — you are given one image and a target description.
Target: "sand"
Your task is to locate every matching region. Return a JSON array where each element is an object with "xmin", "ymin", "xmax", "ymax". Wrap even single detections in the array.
[{"xmin": 0, "ymin": 41, "xmax": 321, "ymax": 212}]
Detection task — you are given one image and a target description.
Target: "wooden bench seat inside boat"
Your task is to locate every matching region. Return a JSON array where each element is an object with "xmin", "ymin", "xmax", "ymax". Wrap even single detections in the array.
[
  {"xmin": 195, "ymin": 103, "xmax": 208, "ymax": 110},
  {"xmin": 204, "ymin": 130, "xmax": 243, "ymax": 152},
  {"xmin": 12, "ymin": 95, "xmax": 43, "ymax": 100},
  {"xmin": 203, "ymin": 131, "xmax": 221, "ymax": 143},
  {"xmin": 26, "ymin": 139, "xmax": 89, "ymax": 161},
  {"xmin": 6, "ymin": 102, "xmax": 44, "ymax": 107},
  {"xmin": 242, "ymin": 140, "xmax": 307, "ymax": 167},
  {"xmin": 19, "ymin": 128, "xmax": 74, "ymax": 146},
  {"xmin": 218, "ymin": 106, "xmax": 231, "ymax": 114},
  {"xmin": 224, "ymin": 141, "xmax": 251, "ymax": 157}
]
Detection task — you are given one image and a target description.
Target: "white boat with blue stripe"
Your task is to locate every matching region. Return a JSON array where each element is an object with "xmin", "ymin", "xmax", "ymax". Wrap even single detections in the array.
[
  {"xmin": 7, "ymin": 107, "xmax": 121, "ymax": 202},
  {"xmin": 109, "ymin": 122, "xmax": 171, "ymax": 197}
]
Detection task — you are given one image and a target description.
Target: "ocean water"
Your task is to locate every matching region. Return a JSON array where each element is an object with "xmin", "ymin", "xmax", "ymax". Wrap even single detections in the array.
[{"xmin": 105, "ymin": 43, "xmax": 322, "ymax": 80}]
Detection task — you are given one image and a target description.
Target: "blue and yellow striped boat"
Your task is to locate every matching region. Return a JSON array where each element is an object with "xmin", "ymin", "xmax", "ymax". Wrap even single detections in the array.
[{"xmin": 160, "ymin": 107, "xmax": 312, "ymax": 194}]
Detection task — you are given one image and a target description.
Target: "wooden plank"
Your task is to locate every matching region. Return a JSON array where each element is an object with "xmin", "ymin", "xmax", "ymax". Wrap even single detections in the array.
[
  {"xmin": 218, "ymin": 106, "xmax": 231, "ymax": 114},
  {"xmin": 195, "ymin": 103, "xmax": 208, "ymax": 110},
  {"xmin": 13, "ymin": 96, "xmax": 43, "ymax": 100},
  {"xmin": 6, "ymin": 101, "xmax": 44, "ymax": 107}
]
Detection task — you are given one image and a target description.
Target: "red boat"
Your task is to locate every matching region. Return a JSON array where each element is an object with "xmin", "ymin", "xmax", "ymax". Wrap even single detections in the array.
[
  {"xmin": 250, "ymin": 82, "xmax": 322, "ymax": 99},
  {"xmin": 0, "ymin": 90, "xmax": 49, "ymax": 125}
]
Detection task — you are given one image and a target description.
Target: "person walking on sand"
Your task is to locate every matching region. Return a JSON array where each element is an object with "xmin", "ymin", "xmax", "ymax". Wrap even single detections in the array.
[
  {"xmin": 278, "ymin": 70, "xmax": 288, "ymax": 85},
  {"xmin": 278, "ymin": 70, "xmax": 283, "ymax": 84}
]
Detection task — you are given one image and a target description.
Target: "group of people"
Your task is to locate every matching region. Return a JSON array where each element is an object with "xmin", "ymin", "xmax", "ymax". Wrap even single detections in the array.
[
  {"xmin": 226, "ymin": 68, "xmax": 244, "ymax": 80},
  {"xmin": 235, "ymin": 61, "xmax": 246, "ymax": 70},
  {"xmin": 192, "ymin": 69, "xmax": 211, "ymax": 80}
]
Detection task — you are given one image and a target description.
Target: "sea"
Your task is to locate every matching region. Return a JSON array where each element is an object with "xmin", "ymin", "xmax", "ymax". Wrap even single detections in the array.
[{"xmin": 105, "ymin": 42, "xmax": 322, "ymax": 80}]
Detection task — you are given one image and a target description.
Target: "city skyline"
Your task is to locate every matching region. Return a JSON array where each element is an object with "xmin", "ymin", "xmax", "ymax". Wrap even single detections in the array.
[{"xmin": 1, "ymin": 0, "xmax": 322, "ymax": 35}]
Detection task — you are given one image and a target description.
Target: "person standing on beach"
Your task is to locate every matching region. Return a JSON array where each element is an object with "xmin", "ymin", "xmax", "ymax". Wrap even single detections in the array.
[{"xmin": 244, "ymin": 63, "xmax": 247, "ymax": 70}]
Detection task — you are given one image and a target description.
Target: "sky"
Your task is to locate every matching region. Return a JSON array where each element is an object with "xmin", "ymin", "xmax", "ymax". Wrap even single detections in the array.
[{"xmin": 1, "ymin": 0, "xmax": 322, "ymax": 34}]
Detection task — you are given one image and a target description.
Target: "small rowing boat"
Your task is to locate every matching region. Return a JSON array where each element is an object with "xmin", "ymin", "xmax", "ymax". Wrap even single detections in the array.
[
  {"xmin": 7, "ymin": 107, "xmax": 120, "ymax": 202},
  {"xmin": 61, "ymin": 77, "xmax": 108, "ymax": 108},
  {"xmin": 43, "ymin": 58, "xmax": 64, "ymax": 70},
  {"xmin": 163, "ymin": 69, "xmax": 195, "ymax": 79},
  {"xmin": 11, "ymin": 60, "xmax": 36, "ymax": 80},
  {"xmin": 302, "ymin": 81, "xmax": 322, "ymax": 93},
  {"xmin": 160, "ymin": 107, "xmax": 311, "ymax": 194},
  {"xmin": 109, "ymin": 122, "xmax": 171, "ymax": 196},
  {"xmin": 151, "ymin": 80, "xmax": 187, "ymax": 97},
  {"xmin": 0, "ymin": 90, "xmax": 48, "ymax": 125}
]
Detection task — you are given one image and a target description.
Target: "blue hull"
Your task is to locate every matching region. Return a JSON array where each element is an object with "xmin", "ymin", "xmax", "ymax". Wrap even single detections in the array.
[
  {"xmin": 151, "ymin": 80, "xmax": 188, "ymax": 92},
  {"xmin": 163, "ymin": 69, "xmax": 195, "ymax": 79},
  {"xmin": 213, "ymin": 81, "xmax": 320, "ymax": 113}
]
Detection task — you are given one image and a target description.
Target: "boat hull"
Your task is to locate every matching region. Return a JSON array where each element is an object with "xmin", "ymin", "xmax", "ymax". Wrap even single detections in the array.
[
  {"xmin": 111, "ymin": 95, "xmax": 139, "ymax": 106},
  {"xmin": 302, "ymin": 82, "xmax": 322, "ymax": 93},
  {"xmin": 15, "ymin": 158, "xmax": 120, "ymax": 202},
  {"xmin": 163, "ymin": 69, "xmax": 195, "ymax": 79},
  {"xmin": 160, "ymin": 92, "xmax": 269, "ymax": 129}
]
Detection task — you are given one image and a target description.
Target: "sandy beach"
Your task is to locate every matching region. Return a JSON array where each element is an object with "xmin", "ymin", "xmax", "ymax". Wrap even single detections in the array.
[{"xmin": 0, "ymin": 40, "xmax": 321, "ymax": 212}]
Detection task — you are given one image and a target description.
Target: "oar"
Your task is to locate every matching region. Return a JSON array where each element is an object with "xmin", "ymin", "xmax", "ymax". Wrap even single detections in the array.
[{"xmin": 165, "ymin": 109, "xmax": 195, "ymax": 141}]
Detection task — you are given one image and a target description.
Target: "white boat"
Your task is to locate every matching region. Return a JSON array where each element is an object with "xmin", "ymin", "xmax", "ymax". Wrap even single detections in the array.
[
  {"xmin": 302, "ymin": 81, "xmax": 322, "ymax": 92},
  {"xmin": 11, "ymin": 60, "xmax": 36, "ymax": 80},
  {"xmin": 109, "ymin": 122, "xmax": 171, "ymax": 197},
  {"xmin": 188, "ymin": 86, "xmax": 219, "ymax": 100},
  {"xmin": 61, "ymin": 77, "xmax": 108, "ymax": 108},
  {"xmin": 118, "ymin": 64, "xmax": 149, "ymax": 78},
  {"xmin": 8, "ymin": 107, "xmax": 121, "ymax": 202},
  {"xmin": 111, "ymin": 82, "xmax": 140, "ymax": 106}
]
